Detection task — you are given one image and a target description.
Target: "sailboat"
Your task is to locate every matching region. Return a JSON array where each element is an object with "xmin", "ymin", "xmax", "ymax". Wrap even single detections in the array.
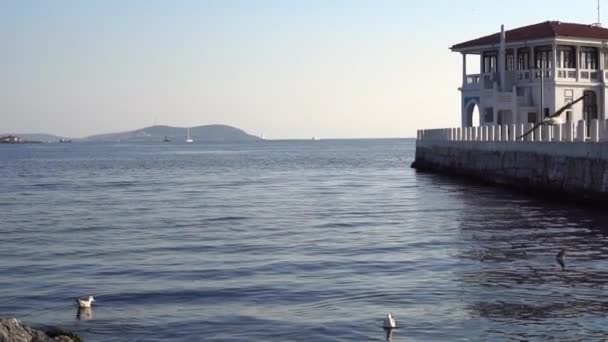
[{"xmin": 186, "ymin": 127, "xmax": 194, "ymax": 143}]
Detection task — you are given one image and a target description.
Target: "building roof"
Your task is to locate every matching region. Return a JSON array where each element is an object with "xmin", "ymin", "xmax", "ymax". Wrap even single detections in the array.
[{"xmin": 452, "ymin": 21, "xmax": 608, "ymax": 50}]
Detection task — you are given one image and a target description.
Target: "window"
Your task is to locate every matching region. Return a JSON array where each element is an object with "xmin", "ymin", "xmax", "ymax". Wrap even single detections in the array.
[
  {"xmin": 566, "ymin": 110, "xmax": 572, "ymax": 122},
  {"xmin": 484, "ymin": 107, "xmax": 494, "ymax": 123},
  {"xmin": 580, "ymin": 47, "xmax": 598, "ymax": 70},
  {"xmin": 544, "ymin": 108, "xmax": 550, "ymax": 118},
  {"xmin": 534, "ymin": 46, "xmax": 553, "ymax": 69},
  {"xmin": 557, "ymin": 45, "xmax": 575, "ymax": 68},
  {"xmin": 517, "ymin": 47, "xmax": 530, "ymax": 70},
  {"xmin": 506, "ymin": 49, "xmax": 515, "ymax": 71},
  {"xmin": 483, "ymin": 51, "xmax": 497, "ymax": 72},
  {"xmin": 528, "ymin": 112, "xmax": 537, "ymax": 124}
]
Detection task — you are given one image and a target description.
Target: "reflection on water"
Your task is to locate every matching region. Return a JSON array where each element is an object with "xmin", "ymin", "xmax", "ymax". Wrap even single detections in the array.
[
  {"xmin": 2, "ymin": 140, "xmax": 608, "ymax": 341},
  {"xmin": 384, "ymin": 327, "xmax": 394, "ymax": 341},
  {"xmin": 76, "ymin": 307, "xmax": 93, "ymax": 321},
  {"xmin": 446, "ymin": 176, "xmax": 608, "ymax": 340}
]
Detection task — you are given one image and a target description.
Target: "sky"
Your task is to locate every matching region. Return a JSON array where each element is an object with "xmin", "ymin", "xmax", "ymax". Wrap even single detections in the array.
[{"xmin": 0, "ymin": 0, "xmax": 604, "ymax": 139}]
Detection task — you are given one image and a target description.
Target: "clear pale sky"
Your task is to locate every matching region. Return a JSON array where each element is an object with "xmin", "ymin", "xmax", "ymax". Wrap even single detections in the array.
[{"xmin": 0, "ymin": 0, "xmax": 603, "ymax": 139}]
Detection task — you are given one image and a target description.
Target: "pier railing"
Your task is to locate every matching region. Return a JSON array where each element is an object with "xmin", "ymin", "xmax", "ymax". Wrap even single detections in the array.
[{"xmin": 416, "ymin": 119, "xmax": 606, "ymax": 143}]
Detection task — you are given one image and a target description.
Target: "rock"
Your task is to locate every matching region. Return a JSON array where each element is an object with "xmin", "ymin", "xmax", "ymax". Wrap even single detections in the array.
[{"xmin": 0, "ymin": 318, "xmax": 82, "ymax": 342}]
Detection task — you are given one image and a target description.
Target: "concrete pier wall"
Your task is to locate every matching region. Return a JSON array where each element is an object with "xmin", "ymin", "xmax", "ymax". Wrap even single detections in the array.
[{"xmin": 413, "ymin": 140, "xmax": 608, "ymax": 200}]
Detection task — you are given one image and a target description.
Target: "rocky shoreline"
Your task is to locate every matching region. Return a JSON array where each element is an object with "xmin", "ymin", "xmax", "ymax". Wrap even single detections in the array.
[{"xmin": 0, "ymin": 318, "xmax": 81, "ymax": 342}]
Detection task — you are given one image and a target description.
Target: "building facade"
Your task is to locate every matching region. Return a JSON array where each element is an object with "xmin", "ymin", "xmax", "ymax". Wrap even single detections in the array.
[{"xmin": 452, "ymin": 21, "xmax": 608, "ymax": 134}]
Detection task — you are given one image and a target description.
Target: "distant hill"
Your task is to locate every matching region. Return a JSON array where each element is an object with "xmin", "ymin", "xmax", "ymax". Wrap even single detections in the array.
[
  {"xmin": 2, "ymin": 133, "xmax": 69, "ymax": 142},
  {"xmin": 82, "ymin": 124, "xmax": 262, "ymax": 142}
]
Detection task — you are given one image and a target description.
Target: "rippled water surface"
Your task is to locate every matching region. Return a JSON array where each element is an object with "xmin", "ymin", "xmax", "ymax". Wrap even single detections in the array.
[{"xmin": 2, "ymin": 139, "xmax": 608, "ymax": 341}]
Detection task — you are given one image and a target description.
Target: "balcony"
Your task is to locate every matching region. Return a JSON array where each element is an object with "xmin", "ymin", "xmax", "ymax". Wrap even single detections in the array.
[
  {"xmin": 579, "ymin": 69, "xmax": 600, "ymax": 82},
  {"xmin": 557, "ymin": 68, "xmax": 577, "ymax": 80},
  {"xmin": 463, "ymin": 73, "xmax": 481, "ymax": 90}
]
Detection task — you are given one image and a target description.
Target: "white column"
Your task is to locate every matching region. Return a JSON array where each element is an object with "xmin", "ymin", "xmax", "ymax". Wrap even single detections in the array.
[
  {"xmin": 534, "ymin": 124, "xmax": 542, "ymax": 141},
  {"xmin": 462, "ymin": 53, "xmax": 467, "ymax": 86},
  {"xmin": 576, "ymin": 45, "xmax": 580, "ymax": 82},
  {"xmin": 591, "ymin": 119, "xmax": 599, "ymax": 142},
  {"xmin": 516, "ymin": 124, "xmax": 524, "ymax": 141},
  {"xmin": 542, "ymin": 125, "xmax": 551, "ymax": 142},
  {"xmin": 553, "ymin": 124, "xmax": 562, "ymax": 142},
  {"xmin": 489, "ymin": 125, "xmax": 495, "ymax": 141},
  {"xmin": 509, "ymin": 124, "xmax": 516, "ymax": 141},
  {"xmin": 530, "ymin": 45, "xmax": 535, "ymax": 76},
  {"xmin": 525, "ymin": 123, "xmax": 534, "ymax": 141},
  {"xmin": 566, "ymin": 122, "xmax": 574, "ymax": 142},
  {"xmin": 577, "ymin": 120, "xmax": 586, "ymax": 141},
  {"xmin": 552, "ymin": 43, "xmax": 557, "ymax": 81}
]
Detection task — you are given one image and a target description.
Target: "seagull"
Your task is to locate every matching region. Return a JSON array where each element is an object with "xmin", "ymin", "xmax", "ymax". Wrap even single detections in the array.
[
  {"xmin": 556, "ymin": 248, "xmax": 566, "ymax": 271},
  {"xmin": 519, "ymin": 94, "xmax": 586, "ymax": 140},
  {"xmin": 75, "ymin": 296, "xmax": 95, "ymax": 308},
  {"xmin": 382, "ymin": 313, "xmax": 397, "ymax": 329}
]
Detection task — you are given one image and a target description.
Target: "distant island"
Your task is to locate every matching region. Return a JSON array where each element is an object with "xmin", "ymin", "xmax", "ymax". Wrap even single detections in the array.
[{"xmin": 2, "ymin": 125, "xmax": 263, "ymax": 143}]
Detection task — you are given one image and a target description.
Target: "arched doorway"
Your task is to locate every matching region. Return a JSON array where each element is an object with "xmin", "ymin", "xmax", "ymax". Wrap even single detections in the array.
[
  {"xmin": 464, "ymin": 100, "xmax": 481, "ymax": 127},
  {"xmin": 583, "ymin": 90, "xmax": 597, "ymax": 136}
]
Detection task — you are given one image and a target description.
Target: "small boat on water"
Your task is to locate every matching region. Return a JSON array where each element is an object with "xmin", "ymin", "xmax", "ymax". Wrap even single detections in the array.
[
  {"xmin": 163, "ymin": 136, "xmax": 171, "ymax": 142},
  {"xmin": 59, "ymin": 138, "xmax": 72, "ymax": 143}
]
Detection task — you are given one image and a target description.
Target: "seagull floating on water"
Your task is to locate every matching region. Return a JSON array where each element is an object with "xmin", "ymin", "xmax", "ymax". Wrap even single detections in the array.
[
  {"xmin": 382, "ymin": 313, "xmax": 396, "ymax": 329},
  {"xmin": 75, "ymin": 296, "xmax": 95, "ymax": 308},
  {"xmin": 556, "ymin": 249, "xmax": 566, "ymax": 271}
]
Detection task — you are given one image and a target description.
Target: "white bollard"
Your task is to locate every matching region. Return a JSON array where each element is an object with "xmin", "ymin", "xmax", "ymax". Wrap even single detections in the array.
[
  {"xmin": 509, "ymin": 124, "xmax": 516, "ymax": 141},
  {"xmin": 534, "ymin": 124, "xmax": 542, "ymax": 142},
  {"xmin": 481, "ymin": 125, "xmax": 487, "ymax": 141},
  {"xmin": 576, "ymin": 120, "xmax": 586, "ymax": 141},
  {"xmin": 525, "ymin": 123, "xmax": 534, "ymax": 142},
  {"xmin": 591, "ymin": 119, "xmax": 599, "ymax": 142},
  {"xmin": 553, "ymin": 124, "xmax": 562, "ymax": 142},
  {"xmin": 501, "ymin": 125, "xmax": 508, "ymax": 141},
  {"xmin": 471, "ymin": 127, "xmax": 477, "ymax": 141},
  {"xmin": 566, "ymin": 122, "xmax": 574, "ymax": 142},
  {"xmin": 542, "ymin": 125, "xmax": 551, "ymax": 142},
  {"xmin": 489, "ymin": 125, "xmax": 495, "ymax": 141},
  {"xmin": 516, "ymin": 124, "xmax": 524, "ymax": 142}
]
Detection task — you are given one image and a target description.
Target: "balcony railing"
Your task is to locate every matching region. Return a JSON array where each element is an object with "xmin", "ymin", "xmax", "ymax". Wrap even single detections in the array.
[
  {"xmin": 417, "ymin": 119, "xmax": 604, "ymax": 143},
  {"xmin": 466, "ymin": 74, "xmax": 480, "ymax": 85},
  {"xmin": 579, "ymin": 69, "xmax": 600, "ymax": 82},
  {"xmin": 557, "ymin": 68, "xmax": 577, "ymax": 80}
]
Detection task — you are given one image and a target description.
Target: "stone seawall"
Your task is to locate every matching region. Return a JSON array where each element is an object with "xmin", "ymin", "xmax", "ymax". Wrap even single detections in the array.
[{"xmin": 412, "ymin": 141, "xmax": 608, "ymax": 201}]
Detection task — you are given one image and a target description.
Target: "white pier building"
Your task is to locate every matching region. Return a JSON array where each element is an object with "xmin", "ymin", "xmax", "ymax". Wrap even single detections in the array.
[{"xmin": 453, "ymin": 21, "xmax": 608, "ymax": 134}]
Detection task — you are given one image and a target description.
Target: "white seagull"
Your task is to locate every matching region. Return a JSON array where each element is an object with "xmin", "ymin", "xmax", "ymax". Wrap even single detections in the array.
[
  {"xmin": 383, "ymin": 313, "xmax": 397, "ymax": 329},
  {"xmin": 75, "ymin": 296, "xmax": 95, "ymax": 308}
]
